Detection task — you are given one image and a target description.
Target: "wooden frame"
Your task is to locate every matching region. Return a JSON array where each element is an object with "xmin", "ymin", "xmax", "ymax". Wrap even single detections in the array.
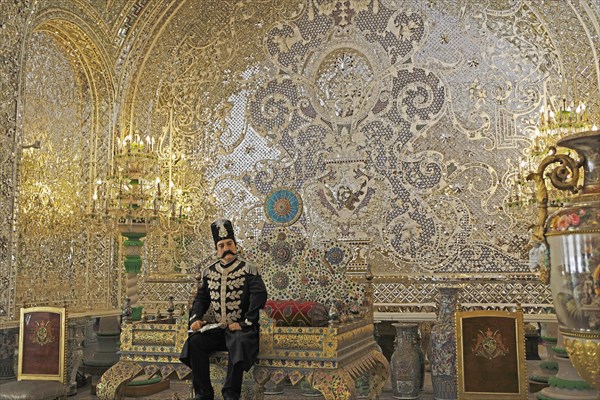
[
  {"xmin": 17, "ymin": 306, "xmax": 66, "ymax": 382},
  {"xmin": 455, "ymin": 309, "xmax": 527, "ymax": 400}
]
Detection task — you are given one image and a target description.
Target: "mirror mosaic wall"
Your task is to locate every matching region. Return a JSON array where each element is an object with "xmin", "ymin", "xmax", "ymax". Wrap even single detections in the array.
[{"xmin": 1, "ymin": 0, "xmax": 599, "ymax": 322}]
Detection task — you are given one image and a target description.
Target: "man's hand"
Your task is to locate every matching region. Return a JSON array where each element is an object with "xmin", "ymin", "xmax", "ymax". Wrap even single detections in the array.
[
  {"xmin": 228, "ymin": 322, "xmax": 242, "ymax": 331},
  {"xmin": 190, "ymin": 320, "xmax": 205, "ymax": 331}
]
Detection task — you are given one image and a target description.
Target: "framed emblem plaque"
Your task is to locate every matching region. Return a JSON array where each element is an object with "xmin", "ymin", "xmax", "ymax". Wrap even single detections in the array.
[
  {"xmin": 17, "ymin": 306, "xmax": 66, "ymax": 382},
  {"xmin": 456, "ymin": 309, "xmax": 527, "ymax": 399}
]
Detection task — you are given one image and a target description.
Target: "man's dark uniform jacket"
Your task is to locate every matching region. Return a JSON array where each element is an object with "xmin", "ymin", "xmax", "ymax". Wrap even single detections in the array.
[{"xmin": 179, "ymin": 257, "xmax": 267, "ymax": 371}]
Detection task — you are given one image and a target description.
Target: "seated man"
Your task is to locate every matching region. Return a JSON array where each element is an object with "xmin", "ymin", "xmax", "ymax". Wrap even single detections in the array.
[{"xmin": 180, "ymin": 219, "xmax": 268, "ymax": 400}]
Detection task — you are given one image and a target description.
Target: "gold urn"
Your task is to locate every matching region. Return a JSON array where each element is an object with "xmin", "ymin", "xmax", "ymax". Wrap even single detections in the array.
[{"xmin": 529, "ymin": 130, "xmax": 600, "ymax": 390}]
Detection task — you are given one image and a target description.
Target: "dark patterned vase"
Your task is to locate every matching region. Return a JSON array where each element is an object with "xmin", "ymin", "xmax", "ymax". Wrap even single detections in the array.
[
  {"xmin": 0, "ymin": 329, "xmax": 16, "ymax": 380},
  {"xmin": 415, "ymin": 329, "xmax": 425, "ymax": 391},
  {"xmin": 390, "ymin": 323, "xmax": 421, "ymax": 399},
  {"xmin": 429, "ymin": 286, "xmax": 460, "ymax": 400}
]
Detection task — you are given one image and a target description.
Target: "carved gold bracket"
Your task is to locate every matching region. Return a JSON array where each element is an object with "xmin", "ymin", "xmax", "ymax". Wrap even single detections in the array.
[{"xmin": 526, "ymin": 147, "xmax": 582, "ymax": 283}]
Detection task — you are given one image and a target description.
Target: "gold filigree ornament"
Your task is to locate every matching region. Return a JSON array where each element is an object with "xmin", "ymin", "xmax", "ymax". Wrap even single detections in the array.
[
  {"xmin": 564, "ymin": 337, "xmax": 600, "ymax": 391},
  {"xmin": 472, "ymin": 327, "xmax": 509, "ymax": 360},
  {"xmin": 31, "ymin": 320, "xmax": 54, "ymax": 346}
]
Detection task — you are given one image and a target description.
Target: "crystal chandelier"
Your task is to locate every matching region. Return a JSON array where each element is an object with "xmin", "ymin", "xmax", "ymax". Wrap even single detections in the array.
[
  {"xmin": 88, "ymin": 128, "xmax": 208, "ymax": 319},
  {"xmin": 113, "ymin": 131, "xmax": 158, "ymax": 225},
  {"xmin": 89, "ymin": 130, "xmax": 208, "ymax": 232}
]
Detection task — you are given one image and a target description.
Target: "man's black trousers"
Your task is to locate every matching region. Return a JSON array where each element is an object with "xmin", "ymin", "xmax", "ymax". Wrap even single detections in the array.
[{"xmin": 187, "ymin": 328, "xmax": 245, "ymax": 400}]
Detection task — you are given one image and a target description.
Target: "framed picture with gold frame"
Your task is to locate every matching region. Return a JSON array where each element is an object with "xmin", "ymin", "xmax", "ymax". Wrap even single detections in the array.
[
  {"xmin": 17, "ymin": 306, "xmax": 66, "ymax": 382},
  {"xmin": 455, "ymin": 309, "xmax": 527, "ymax": 399}
]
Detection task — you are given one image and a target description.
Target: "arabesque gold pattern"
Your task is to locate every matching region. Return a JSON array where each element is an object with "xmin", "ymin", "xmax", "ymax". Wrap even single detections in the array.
[
  {"xmin": 118, "ymin": 315, "xmax": 189, "ymax": 362},
  {"xmin": 97, "ymin": 314, "xmax": 192, "ymax": 399},
  {"xmin": 96, "ymin": 361, "xmax": 144, "ymax": 400},
  {"xmin": 1, "ymin": 0, "xmax": 600, "ymax": 324}
]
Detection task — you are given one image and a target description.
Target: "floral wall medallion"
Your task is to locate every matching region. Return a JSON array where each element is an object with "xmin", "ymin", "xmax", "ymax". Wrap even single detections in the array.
[
  {"xmin": 265, "ymin": 188, "xmax": 303, "ymax": 226},
  {"xmin": 302, "ymin": 240, "xmax": 364, "ymax": 307},
  {"xmin": 244, "ymin": 229, "xmax": 308, "ymax": 300}
]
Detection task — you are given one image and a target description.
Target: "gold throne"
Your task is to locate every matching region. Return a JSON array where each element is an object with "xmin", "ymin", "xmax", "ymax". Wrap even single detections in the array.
[{"xmin": 96, "ymin": 309, "xmax": 388, "ymax": 400}]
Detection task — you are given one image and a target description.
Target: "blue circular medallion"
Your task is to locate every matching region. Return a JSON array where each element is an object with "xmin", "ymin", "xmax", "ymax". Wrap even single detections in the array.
[
  {"xmin": 265, "ymin": 188, "xmax": 302, "ymax": 226},
  {"xmin": 326, "ymin": 246, "xmax": 345, "ymax": 265}
]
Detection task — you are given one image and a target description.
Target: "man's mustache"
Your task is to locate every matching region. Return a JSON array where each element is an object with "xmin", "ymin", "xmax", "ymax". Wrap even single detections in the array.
[{"xmin": 221, "ymin": 250, "xmax": 236, "ymax": 258}]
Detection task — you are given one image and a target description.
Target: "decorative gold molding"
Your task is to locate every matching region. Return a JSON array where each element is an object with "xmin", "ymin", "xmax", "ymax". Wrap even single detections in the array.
[
  {"xmin": 563, "ymin": 338, "xmax": 600, "ymax": 391},
  {"xmin": 559, "ymin": 326, "xmax": 600, "ymax": 340},
  {"xmin": 370, "ymin": 273, "xmax": 541, "ymax": 283},
  {"xmin": 545, "ymin": 229, "xmax": 600, "ymax": 236}
]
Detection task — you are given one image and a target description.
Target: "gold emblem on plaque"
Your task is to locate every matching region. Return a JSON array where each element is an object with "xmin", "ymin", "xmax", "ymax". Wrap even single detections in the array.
[
  {"xmin": 472, "ymin": 327, "xmax": 508, "ymax": 360},
  {"xmin": 31, "ymin": 320, "xmax": 54, "ymax": 346}
]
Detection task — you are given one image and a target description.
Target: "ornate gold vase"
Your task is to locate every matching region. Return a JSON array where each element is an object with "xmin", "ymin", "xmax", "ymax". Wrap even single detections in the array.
[{"xmin": 530, "ymin": 130, "xmax": 600, "ymax": 391}]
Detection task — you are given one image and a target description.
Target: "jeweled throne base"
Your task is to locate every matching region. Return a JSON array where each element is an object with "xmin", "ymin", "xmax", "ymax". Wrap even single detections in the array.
[{"xmin": 96, "ymin": 310, "xmax": 388, "ymax": 400}]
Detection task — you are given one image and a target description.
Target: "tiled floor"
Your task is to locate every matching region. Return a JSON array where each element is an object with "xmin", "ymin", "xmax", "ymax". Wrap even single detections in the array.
[
  {"xmin": 68, "ymin": 374, "xmax": 438, "ymax": 400},
  {"xmin": 0, "ymin": 378, "xmax": 547, "ymax": 400},
  {"xmin": 1, "ymin": 370, "xmax": 543, "ymax": 399},
  {"xmin": 0, "ymin": 358, "xmax": 549, "ymax": 399}
]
